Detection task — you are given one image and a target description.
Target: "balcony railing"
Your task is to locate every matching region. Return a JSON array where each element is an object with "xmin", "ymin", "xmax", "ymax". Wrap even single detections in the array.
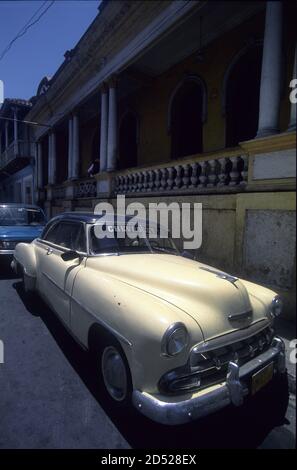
[
  {"xmin": 49, "ymin": 151, "xmax": 249, "ymax": 202},
  {"xmin": 0, "ymin": 140, "xmax": 33, "ymax": 169},
  {"xmin": 49, "ymin": 178, "xmax": 97, "ymax": 201},
  {"xmin": 75, "ymin": 178, "xmax": 97, "ymax": 198},
  {"xmin": 113, "ymin": 152, "xmax": 248, "ymax": 196}
]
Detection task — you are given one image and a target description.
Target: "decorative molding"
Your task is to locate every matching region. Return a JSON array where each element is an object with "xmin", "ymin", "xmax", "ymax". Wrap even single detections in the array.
[
  {"xmin": 36, "ymin": 76, "xmax": 52, "ymax": 97},
  {"xmin": 239, "ymin": 131, "xmax": 296, "ymax": 154},
  {"xmin": 29, "ymin": 1, "xmax": 200, "ymax": 140}
]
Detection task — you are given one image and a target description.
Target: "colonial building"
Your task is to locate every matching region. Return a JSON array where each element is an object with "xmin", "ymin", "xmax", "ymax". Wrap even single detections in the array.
[
  {"xmin": 22, "ymin": 0, "xmax": 296, "ymax": 319},
  {"xmin": 0, "ymin": 98, "xmax": 34, "ymax": 203}
]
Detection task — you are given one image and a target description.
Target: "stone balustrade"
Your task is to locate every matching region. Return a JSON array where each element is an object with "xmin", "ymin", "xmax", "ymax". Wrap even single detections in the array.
[
  {"xmin": 113, "ymin": 154, "xmax": 248, "ymax": 195},
  {"xmin": 75, "ymin": 178, "xmax": 97, "ymax": 198},
  {"xmin": 48, "ymin": 154, "xmax": 249, "ymax": 201}
]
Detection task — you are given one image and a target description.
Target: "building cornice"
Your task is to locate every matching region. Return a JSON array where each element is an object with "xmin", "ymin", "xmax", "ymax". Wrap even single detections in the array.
[{"xmin": 27, "ymin": 1, "xmax": 200, "ymax": 139}]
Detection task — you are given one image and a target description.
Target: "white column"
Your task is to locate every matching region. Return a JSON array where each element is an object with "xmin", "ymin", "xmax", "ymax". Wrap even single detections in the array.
[
  {"xmin": 52, "ymin": 132, "xmax": 56, "ymax": 184},
  {"xmin": 257, "ymin": 1, "xmax": 283, "ymax": 137},
  {"xmin": 37, "ymin": 141, "xmax": 43, "ymax": 189},
  {"xmin": 4, "ymin": 120, "xmax": 9, "ymax": 149},
  {"xmin": 100, "ymin": 84, "xmax": 108, "ymax": 172},
  {"xmin": 48, "ymin": 133, "xmax": 53, "ymax": 184},
  {"xmin": 33, "ymin": 142, "xmax": 38, "ymax": 191},
  {"xmin": 72, "ymin": 113, "xmax": 79, "ymax": 179},
  {"xmin": 68, "ymin": 116, "xmax": 73, "ymax": 179},
  {"xmin": 288, "ymin": 44, "xmax": 297, "ymax": 132},
  {"xmin": 48, "ymin": 132, "xmax": 56, "ymax": 185},
  {"xmin": 107, "ymin": 78, "xmax": 118, "ymax": 172}
]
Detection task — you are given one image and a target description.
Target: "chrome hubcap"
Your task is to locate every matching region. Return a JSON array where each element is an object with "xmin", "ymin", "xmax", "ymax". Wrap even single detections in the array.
[{"xmin": 101, "ymin": 346, "xmax": 127, "ymax": 402}]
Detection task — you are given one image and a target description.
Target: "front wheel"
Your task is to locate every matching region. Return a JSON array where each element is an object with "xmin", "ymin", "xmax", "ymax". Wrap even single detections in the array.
[{"xmin": 97, "ymin": 337, "xmax": 132, "ymax": 407}]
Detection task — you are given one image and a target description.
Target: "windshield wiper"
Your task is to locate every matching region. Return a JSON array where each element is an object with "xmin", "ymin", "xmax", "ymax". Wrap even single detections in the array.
[{"xmin": 150, "ymin": 246, "xmax": 177, "ymax": 255}]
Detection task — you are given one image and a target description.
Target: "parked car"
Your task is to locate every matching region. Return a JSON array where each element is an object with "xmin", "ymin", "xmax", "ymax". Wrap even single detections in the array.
[
  {"xmin": 0, "ymin": 204, "xmax": 46, "ymax": 260},
  {"xmin": 12, "ymin": 212, "xmax": 286, "ymax": 425}
]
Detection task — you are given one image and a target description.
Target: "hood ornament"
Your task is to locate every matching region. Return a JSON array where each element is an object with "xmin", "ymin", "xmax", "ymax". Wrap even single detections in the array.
[{"xmin": 199, "ymin": 267, "xmax": 239, "ymax": 287}]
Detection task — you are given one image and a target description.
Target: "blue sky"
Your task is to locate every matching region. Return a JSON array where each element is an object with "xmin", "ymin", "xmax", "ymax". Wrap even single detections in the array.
[{"xmin": 0, "ymin": 0, "xmax": 100, "ymax": 100}]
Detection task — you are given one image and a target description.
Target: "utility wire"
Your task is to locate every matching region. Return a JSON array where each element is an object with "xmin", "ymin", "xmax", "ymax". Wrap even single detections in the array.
[
  {"xmin": 0, "ymin": 116, "xmax": 52, "ymax": 128},
  {"xmin": 0, "ymin": 1, "xmax": 55, "ymax": 62}
]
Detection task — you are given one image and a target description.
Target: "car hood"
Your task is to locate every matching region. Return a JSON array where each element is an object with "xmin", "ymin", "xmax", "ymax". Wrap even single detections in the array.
[
  {"xmin": 91, "ymin": 254, "xmax": 270, "ymax": 341},
  {"xmin": 0, "ymin": 225, "xmax": 44, "ymax": 241}
]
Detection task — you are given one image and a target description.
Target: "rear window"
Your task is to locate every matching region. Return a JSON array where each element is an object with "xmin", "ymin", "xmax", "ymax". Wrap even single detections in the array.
[{"xmin": 0, "ymin": 206, "xmax": 45, "ymax": 226}]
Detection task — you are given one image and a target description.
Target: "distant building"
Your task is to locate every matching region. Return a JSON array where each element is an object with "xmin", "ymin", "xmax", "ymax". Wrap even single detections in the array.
[
  {"xmin": 0, "ymin": 98, "xmax": 34, "ymax": 203},
  {"xmin": 10, "ymin": 1, "xmax": 297, "ymax": 318}
]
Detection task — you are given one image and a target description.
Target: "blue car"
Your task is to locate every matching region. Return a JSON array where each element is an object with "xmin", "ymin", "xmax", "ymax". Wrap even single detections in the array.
[{"xmin": 0, "ymin": 204, "xmax": 46, "ymax": 260}]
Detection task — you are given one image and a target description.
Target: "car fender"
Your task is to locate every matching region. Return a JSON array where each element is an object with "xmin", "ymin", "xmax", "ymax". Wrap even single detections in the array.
[
  {"xmin": 70, "ymin": 267, "xmax": 203, "ymax": 394},
  {"xmin": 14, "ymin": 242, "xmax": 37, "ymax": 279}
]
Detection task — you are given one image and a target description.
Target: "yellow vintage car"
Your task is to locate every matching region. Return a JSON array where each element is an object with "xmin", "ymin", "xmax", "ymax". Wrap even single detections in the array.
[{"xmin": 12, "ymin": 212, "xmax": 286, "ymax": 425}]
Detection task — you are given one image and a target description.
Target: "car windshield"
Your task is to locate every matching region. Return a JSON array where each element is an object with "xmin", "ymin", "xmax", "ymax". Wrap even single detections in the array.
[
  {"xmin": 0, "ymin": 206, "xmax": 45, "ymax": 226},
  {"xmin": 89, "ymin": 221, "xmax": 180, "ymax": 256}
]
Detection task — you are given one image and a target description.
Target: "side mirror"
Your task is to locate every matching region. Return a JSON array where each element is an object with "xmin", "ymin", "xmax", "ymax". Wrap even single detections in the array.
[
  {"xmin": 181, "ymin": 250, "xmax": 196, "ymax": 260},
  {"xmin": 61, "ymin": 250, "xmax": 81, "ymax": 262}
]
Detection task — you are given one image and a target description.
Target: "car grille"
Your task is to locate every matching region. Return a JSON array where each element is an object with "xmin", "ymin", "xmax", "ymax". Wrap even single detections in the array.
[{"xmin": 159, "ymin": 325, "xmax": 275, "ymax": 395}]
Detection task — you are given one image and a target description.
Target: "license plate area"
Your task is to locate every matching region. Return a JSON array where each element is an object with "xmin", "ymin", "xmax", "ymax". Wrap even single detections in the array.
[{"xmin": 251, "ymin": 362, "xmax": 274, "ymax": 395}]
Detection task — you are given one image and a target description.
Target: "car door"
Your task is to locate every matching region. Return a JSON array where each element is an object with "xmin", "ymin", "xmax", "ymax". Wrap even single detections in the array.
[{"xmin": 34, "ymin": 220, "xmax": 87, "ymax": 328}]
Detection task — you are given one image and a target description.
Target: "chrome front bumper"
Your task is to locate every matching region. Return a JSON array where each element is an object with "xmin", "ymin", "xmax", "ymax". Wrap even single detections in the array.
[
  {"xmin": 0, "ymin": 250, "xmax": 14, "ymax": 255},
  {"xmin": 132, "ymin": 337, "xmax": 286, "ymax": 425}
]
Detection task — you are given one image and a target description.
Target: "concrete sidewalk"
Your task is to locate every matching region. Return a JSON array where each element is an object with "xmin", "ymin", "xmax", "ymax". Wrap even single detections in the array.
[{"xmin": 275, "ymin": 318, "xmax": 296, "ymax": 395}]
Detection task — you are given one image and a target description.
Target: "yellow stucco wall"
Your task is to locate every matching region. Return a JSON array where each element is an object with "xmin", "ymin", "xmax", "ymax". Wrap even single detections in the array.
[{"xmin": 121, "ymin": 7, "xmax": 295, "ymax": 168}]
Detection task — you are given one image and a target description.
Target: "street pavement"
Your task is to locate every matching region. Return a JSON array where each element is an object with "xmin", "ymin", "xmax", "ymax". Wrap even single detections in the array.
[{"xmin": 0, "ymin": 261, "xmax": 295, "ymax": 449}]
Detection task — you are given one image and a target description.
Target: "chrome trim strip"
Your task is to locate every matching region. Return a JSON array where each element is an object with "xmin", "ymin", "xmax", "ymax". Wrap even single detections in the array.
[
  {"xmin": 36, "ymin": 238, "xmax": 88, "ymax": 257},
  {"xmin": 133, "ymin": 337, "xmax": 285, "ymax": 425},
  {"xmin": 191, "ymin": 320, "xmax": 270, "ymax": 355},
  {"xmin": 199, "ymin": 267, "xmax": 239, "ymax": 287},
  {"xmin": 226, "ymin": 362, "xmax": 244, "ymax": 406},
  {"xmin": 228, "ymin": 310, "xmax": 253, "ymax": 321},
  {"xmin": 72, "ymin": 297, "xmax": 132, "ymax": 348},
  {"xmin": 0, "ymin": 250, "xmax": 14, "ymax": 255}
]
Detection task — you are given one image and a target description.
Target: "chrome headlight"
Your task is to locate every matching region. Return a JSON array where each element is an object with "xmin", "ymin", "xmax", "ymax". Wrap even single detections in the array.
[
  {"xmin": 161, "ymin": 322, "xmax": 189, "ymax": 357},
  {"xmin": 270, "ymin": 296, "xmax": 283, "ymax": 318}
]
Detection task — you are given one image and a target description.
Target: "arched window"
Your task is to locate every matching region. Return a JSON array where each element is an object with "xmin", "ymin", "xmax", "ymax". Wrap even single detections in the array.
[
  {"xmin": 224, "ymin": 43, "xmax": 262, "ymax": 147},
  {"xmin": 168, "ymin": 77, "xmax": 206, "ymax": 159},
  {"xmin": 119, "ymin": 111, "xmax": 138, "ymax": 169}
]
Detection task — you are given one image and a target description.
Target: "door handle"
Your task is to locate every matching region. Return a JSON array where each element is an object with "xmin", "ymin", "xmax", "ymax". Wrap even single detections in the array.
[{"xmin": 46, "ymin": 247, "xmax": 53, "ymax": 255}]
